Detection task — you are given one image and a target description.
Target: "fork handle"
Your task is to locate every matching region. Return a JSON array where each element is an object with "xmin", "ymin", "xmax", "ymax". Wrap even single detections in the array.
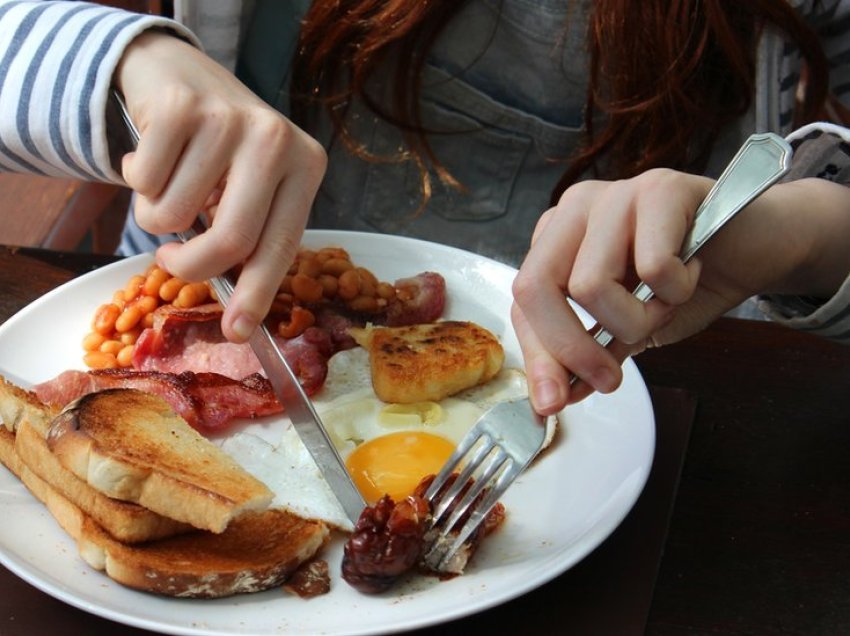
[{"xmin": 587, "ymin": 132, "xmax": 792, "ymax": 351}]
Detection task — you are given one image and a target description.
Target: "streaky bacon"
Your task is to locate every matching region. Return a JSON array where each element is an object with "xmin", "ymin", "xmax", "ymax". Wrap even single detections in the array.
[
  {"xmin": 33, "ymin": 369, "xmax": 282, "ymax": 432},
  {"xmin": 132, "ymin": 304, "xmax": 333, "ymax": 395}
]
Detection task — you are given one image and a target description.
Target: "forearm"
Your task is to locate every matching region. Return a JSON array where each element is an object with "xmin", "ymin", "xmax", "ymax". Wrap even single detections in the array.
[
  {"xmin": 757, "ymin": 124, "xmax": 850, "ymax": 342},
  {"xmin": 0, "ymin": 1, "xmax": 197, "ymax": 182}
]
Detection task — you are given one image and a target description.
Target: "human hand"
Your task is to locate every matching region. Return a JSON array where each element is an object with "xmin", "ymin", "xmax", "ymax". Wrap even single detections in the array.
[
  {"xmin": 512, "ymin": 169, "xmax": 850, "ymax": 415},
  {"xmin": 115, "ymin": 31, "xmax": 327, "ymax": 342}
]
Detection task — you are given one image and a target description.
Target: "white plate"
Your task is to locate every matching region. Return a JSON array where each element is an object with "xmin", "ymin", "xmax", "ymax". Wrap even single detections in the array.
[{"xmin": 0, "ymin": 231, "xmax": 655, "ymax": 635}]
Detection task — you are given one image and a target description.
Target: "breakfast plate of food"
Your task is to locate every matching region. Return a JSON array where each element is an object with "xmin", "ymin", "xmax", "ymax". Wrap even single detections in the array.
[{"xmin": 0, "ymin": 230, "xmax": 655, "ymax": 635}]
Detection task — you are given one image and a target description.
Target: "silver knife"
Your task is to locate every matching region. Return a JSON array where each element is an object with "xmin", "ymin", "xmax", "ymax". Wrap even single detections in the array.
[{"xmin": 110, "ymin": 90, "xmax": 367, "ymax": 524}]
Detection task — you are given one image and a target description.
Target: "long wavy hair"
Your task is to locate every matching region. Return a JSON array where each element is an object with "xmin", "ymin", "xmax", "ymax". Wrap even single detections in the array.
[{"xmin": 290, "ymin": 0, "xmax": 828, "ymax": 206}]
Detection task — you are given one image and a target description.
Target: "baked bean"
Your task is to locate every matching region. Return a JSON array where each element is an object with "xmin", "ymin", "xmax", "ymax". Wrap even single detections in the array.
[
  {"xmin": 115, "ymin": 304, "xmax": 144, "ymax": 333},
  {"xmin": 116, "ymin": 344, "xmax": 135, "ymax": 367},
  {"xmin": 318, "ymin": 274, "xmax": 338, "ymax": 298},
  {"xmin": 120, "ymin": 327, "xmax": 142, "ymax": 345},
  {"xmin": 82, "ymin": 331, "xmax": 107, "ymax": 352},
  {"xmin": 298, "ymin": 249, "xmax": 317, "ymax": 262},
  {"xmin": 356, "ymin": 268, "xmax": 377, "ymax": 297},
  {"xmin": 356, "ymin": 267, "xmax": 378, "ymax": 287},
  {"xmin": 173, "ymin": 282, "xmax": 209, "ymax": 308},
  {"xmin": 99, "ymin": 339, "xmax": 124, "ymax": 355},
  {"xmin": 143, "ymin": 267, "xmax": 170, "ymax": 297},
  {"xmin": 142, "ymin": 312, "xmax": 155, "ymax": 329},
  {"xmin": 376, "ymin": 282, "xmax": 396, "ymax": 300},
  {"xmin": 92, "ymin": 303, "xmax": 121, "ymax": 335},
  {"xmin": 297, "ymin": 257, "xmax": 323, "ymax": 278},
  {"xmin": 270, "ymin": 292, "xmax": 294, "ymax": 315},
  {"xmin": 135, "ymin": 295, "xmax": 158, "ymax": 314},
  {"xmin": 124, "ymin": 275, "xmax": 145, "ymax": 303},
  {"xmin": 337, "ymin": 269, "xmax": 361, "ymax": 300},
  {"xmin": 84, "ymin": 351, "xmax": 118, "ymax": 369},
  {"xmin": 291, "ymin": 273, "xmax": 324, "ymax": 304},
  {"xmin": 317, "ymin": 247, "xmax": 349, "ymax": 262},
  {"xmin": 321, "ymin": 257, "xmax": 354, "ymax": 277},
  {"xmin": 112, "ymin": 290, "xmax": 126, "ymax": 309},
  {"xmin": 159, "ymin": 277, "xmax": 186, "ymax": 302},
  {"xmin": 278, "ymin": 306, "xmax": 316, "ymax": 339},
  {"xmin": 349, "ymin": 295, "xmax": 379, "ymax": 313}
]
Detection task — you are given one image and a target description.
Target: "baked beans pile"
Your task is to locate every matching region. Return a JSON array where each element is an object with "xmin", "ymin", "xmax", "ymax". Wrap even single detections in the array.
[{"xmin": 82, "ymin": 246, "xmax": 394, "ymax": 370}]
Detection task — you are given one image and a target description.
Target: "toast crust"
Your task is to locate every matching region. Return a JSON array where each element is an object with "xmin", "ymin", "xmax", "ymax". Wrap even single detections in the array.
[
  {"xmin": 1, "ymin": 380, "xmax": 331, "ymax": 599},
  {"xmin": 15, "ymin": 419, "xmax": 191, "ymax": 542},
  {"xmin": 350, "ymin": 321, "xmax": 505, "ymax": 403},
  {"xmin": 78, "ymin": 509, "xmax": 329, "ymax": 598},
  {"xmin": 47, "ymin": 389, "xmax": 273, "ymax": 533},
  {"xmin": 6, "ymin": 424, "xmax": 329, "ymax": 599},
  {"xmin": 0, "ymin": 377, "xmax": 58, "ymax": 436}
]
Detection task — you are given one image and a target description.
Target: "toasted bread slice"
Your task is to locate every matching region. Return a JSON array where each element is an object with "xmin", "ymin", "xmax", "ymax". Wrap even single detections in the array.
[
  {"xmin": 4, "ymin": 425, "xmax": 329, "ymax": 598},
  {"xmin": 0, "ymin": 425, "xmax": 88, "ymax": 540},
  {"xmin": 0, "ymin": 376, "xmax": 57, "ymax": 436},
  {"xmin": 350, "ymin": 321, "xmax": 505, "ymax": 403},
  {"xmin": 0, "ymin": 426, "xmax": 21, "ymax": 478},
  {"xmin": 15, "ymin": 419, "xmax": 191, "ymax": 542},
  {"xmin": 78, "ymin": 509, "xmax": 329, "ymax": 598},
  {"xmin": 0, "ymin": 377, "xmax": 190, "ymax": 543},
  {"xmin": 46, "ymin": 389, "xmax": 273, "ymax": 533}
]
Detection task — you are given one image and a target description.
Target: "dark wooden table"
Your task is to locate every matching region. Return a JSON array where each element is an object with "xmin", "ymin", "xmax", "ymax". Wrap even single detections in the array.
[{"xmin": 1, "ymin": 245, "xmax": 848, "ymax": 635}]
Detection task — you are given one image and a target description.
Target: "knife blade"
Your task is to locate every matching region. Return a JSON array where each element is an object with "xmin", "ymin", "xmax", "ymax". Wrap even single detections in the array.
[{"xmin": 110, "ymin": 90, "xmax": 367, "ymax": 524}]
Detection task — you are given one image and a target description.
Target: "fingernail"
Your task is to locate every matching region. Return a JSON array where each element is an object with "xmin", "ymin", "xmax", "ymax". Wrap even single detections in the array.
[
  {"xmin": 533, "ymin": 378, "xmax": 562, "ymax": 413},
  {"xmin": 232, "ymin": 314, "xmax": 257, "ymax": 342}
]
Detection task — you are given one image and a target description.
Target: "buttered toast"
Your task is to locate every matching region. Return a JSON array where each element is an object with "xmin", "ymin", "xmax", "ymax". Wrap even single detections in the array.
[
  {"xmin": 350, "ymin": 321, "xmax": 505, "ymax": 403},
  {"xmin": 47, "ymin": 389, "xmax": 274, "ymax": 533}
]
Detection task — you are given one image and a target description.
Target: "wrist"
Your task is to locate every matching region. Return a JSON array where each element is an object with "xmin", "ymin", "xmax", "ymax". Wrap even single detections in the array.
[
  {"xmin": 760, "ymin": 178, "xmax": 850, "ymax": 299},
  {"xmin": 114, "ymin": 29, "xmax": 194, "ymax": 94}
]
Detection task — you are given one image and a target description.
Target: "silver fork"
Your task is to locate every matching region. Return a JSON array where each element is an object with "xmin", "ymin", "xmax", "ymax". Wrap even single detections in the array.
[
  {"xmin": 421, "ymin": 132, "xmax": 793, "ymax": 572},
  {"xmin": 422, "ymin": 398, "xmax": 546, "ymax": 572}
]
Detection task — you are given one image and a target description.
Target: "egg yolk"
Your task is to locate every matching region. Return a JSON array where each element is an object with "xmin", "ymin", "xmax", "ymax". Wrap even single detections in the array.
[{"xmin": 346, "ymin": 431, "xmax": 455, "ymax": 504}]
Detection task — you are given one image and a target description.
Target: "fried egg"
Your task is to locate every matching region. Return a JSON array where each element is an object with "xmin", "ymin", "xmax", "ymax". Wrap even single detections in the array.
[
  {"xmin": 313, "ymin": 348, "xmax": 530, "ymax": 504},
  {"xmin": 219, "ymin": 429, "xmax": 354, "ymax": 532},
  {"xmin": 220, "ymin": 347, "xmax": 544, "ymax": 530}
]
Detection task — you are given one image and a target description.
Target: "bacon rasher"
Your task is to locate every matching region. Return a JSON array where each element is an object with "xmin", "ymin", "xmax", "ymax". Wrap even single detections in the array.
[{"xmin": 33, "ymin": 369, "xmax": 281, "ymax": 432}]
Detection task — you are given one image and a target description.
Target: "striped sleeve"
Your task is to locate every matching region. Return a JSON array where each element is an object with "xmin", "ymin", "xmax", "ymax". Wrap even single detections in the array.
[
  {"xmin": 0, "ymin": 0, "xmax": 199, "ymax": 183},
  {"xmin": 757, "ymin": 123, "xmax": 850, "ymax": 343},
  {"xmin": 801, "ymin": 0, "xmax": 850, "ymax": 112}
]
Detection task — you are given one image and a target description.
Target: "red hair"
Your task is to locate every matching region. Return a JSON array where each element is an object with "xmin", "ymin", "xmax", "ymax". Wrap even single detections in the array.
[{"xmin": 291, "ymin": 1, "xmax": 828, "ymax": 205}]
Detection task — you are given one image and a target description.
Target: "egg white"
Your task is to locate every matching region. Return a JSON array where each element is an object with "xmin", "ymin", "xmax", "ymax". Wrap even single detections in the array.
[
  {"xmin": 219, "ymin": 346, "xmax": 543, "ymax": 533},
  {"xmin": 313, "ymin": 348, "xmax": 531, "ymax": 460}
]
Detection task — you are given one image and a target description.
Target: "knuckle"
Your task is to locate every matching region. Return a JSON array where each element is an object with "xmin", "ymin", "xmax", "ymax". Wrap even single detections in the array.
[
  {"xmin": 143, "ymin": 198, "xmax": 198, "ymax": 234},
  {"xmin": 210, "ymin": 226, "xmax": 256, "ymax": 264},
  {"xmin": 252, "ymin": 110, "xmax": 292, "ymax": 152},
  {"xmin": 567, "ymin": 272, "xmax": 605, "ymax": 309},
  {"xmin": 511, "ymin": 269, "xmax": 539, "ymax": 307}
]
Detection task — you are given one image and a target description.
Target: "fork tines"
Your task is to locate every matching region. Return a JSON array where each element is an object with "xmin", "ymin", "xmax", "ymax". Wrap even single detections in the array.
[{"xmin": 422, "ymin": 399, "xmax": 546, "ymax": 573}]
